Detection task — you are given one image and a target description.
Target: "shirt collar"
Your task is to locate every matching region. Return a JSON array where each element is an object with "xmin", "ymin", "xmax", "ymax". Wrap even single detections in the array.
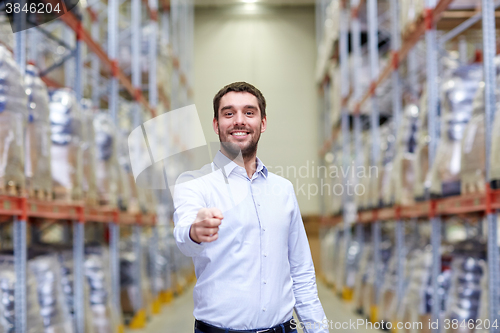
[{"xmin": 213, "ymin": 150, "xmax": 268, "ymax": 179}]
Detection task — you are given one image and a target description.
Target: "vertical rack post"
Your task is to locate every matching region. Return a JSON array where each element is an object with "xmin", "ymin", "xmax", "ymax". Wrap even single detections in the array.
[
  {"xmin": 73, "ymin": 18, "xmax": 86, "ymax": 333},
  {"xmin": 13, "ymin": 6, "xmax": 26, "ymax": 332},
  {"xmin": 389, "ymin": 0, "xmax": 405, "ymax": 314},
  {"xmin": 148, "ymin": 0, "xmax": 161, "ymax": 313},
  {"xmin": 482, "ymin": 0, "xmax": 499, "ymax": 331},
  {"xmin": 131, "ymin": 0, "xmax": 145, "ymax": 324},
  {"xmin": 350, "ymin": 0, "xmax": 362, "ymax": 301},
  {"xmin": 367, "ymin": 0, "xmax": 381, "ymax": 323},
  {"xmin": 73, "ymin": 215, "xmax": 85, "ymax": 333},
  {"xmin": 339, "ymin": 0, "xmax": 351, "ymax": 297},
  {"xmin": 107, "ymin": 0, "xmax": 122, "ymax": 329},
  {"xmin": 424, "ymin": 1, "xmax": 442, "ymax": 331}
]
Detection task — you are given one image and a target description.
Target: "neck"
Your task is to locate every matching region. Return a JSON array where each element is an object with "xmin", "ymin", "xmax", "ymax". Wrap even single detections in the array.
[{"xmin": 220, "ymin": 147, "xmax": 258, "ymax": 178}]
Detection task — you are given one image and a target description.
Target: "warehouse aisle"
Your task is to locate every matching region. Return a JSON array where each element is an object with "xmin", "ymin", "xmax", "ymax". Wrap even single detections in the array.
[{"xmin": 132, "ymin": 281, "xmax": 380, "ymax": 333}]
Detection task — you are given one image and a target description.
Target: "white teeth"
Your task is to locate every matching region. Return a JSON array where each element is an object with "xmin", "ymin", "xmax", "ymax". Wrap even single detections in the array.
[{"xmin": 232, "ymin": 132, "xmax": 247, "ymax": 136}]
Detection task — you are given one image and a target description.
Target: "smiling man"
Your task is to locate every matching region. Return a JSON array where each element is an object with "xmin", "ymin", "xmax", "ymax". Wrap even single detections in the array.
[{"xmin": 173, "ymin": 82, "xmax": 329, "ymax": 333}]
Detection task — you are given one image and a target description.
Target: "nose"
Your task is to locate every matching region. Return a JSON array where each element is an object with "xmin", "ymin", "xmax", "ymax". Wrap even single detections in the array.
[{"xmin": 233, "ymin": 111, "xmax": 246, "ymax": 126}]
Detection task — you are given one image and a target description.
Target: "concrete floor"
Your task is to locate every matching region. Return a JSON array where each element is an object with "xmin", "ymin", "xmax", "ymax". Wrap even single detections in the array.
[{"xmin": 126, "ymin": 281, "xmax": 381, "ymax": 333}]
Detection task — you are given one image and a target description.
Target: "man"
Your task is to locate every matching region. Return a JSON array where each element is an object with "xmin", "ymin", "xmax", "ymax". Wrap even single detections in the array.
[{"xmin": 173, "ymin": 82, "xmax": 329, "ymax": 333}]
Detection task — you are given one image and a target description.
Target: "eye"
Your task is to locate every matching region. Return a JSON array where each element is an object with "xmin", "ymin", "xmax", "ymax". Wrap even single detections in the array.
[
  {"xmin": 224, "ymin": 111, "xmax": 233, "ymax": 117},
  {"xmin": 246, "ymin": 111, "xmax": 254, "ymax": 116}
]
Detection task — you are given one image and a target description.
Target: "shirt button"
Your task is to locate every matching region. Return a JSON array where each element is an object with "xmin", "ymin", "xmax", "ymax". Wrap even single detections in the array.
[
  {"xmin": 263, "ymin": 280, "xmax": 267, "ymax": 284},
  {"xmin": 262, "ymin": 308, "xmax": 266, "ymax": 312},
  {"xmin": 263, "ymin": 227, "xmax": 266, "ymax": 231},
  {"xmin": 263, "ymin": 253, "xmax": 267, "ymax": 257}
]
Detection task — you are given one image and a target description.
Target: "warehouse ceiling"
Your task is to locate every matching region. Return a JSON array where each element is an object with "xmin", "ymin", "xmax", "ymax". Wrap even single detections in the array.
[{"xmin": 195, "ymin": 0, "xmax": 315, "ymax": 6}]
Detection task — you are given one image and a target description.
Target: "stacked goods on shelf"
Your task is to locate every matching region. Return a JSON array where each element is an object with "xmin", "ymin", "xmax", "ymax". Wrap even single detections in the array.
[
  {"xmin": 24, "ymin": 65, "xmax": 53, "ymax": 200},
  {"xmin": 402, "ymin": 247, "xmax": 452, "ymax": 333},
  {"xmin": 84, "ymin": 245, "xmax": 117, "ymax": 333},
  {"xmin": 80, "ymin": 99, "xmax": 98, "ymax": 206},
  {"xmin": 29, "ymin": 255, "xmax": 74, "ymax": 333},
  {"xmin": 413, "ymin": 86, "xmax": 430, "ymax": 200},
  {"xmin": 357, "ymin": 132, "xmax": 372, "ymax": 210},
  {"xmin": 0, "ymin": 17, "xmax": 13, "ymax": 50},
  {"xmin": 392, "ymin": 103, "xmax": 419, "ymax": 206},
  {"xmin": 320, "ymin": 227, "xmax": 337, "ymax": 285},
  {"xmin": 353, "ymin": 241, "xmax": 371, "ymax": 314},
  {"xmin": 49, "ymin": 89, "xmax": 84, "ymax": 201},
  {"xmin": 487, "ymin": 59, "xmax": 500, "ymax": 188},
  {"xmin": 362, "ymin": 236, "xmax": 393, "ymax": 320},
  {"xmin": 57, "ymin": 249, "xmax": 94, "ymax": 332},
  {"xmin": 400, "ymin": 0, "xmax": 424, "ymax": 36},
  {"xmin": 0, "ymin": 46, "xmax": 28, "ymax": 196},
  {"xmin": 328, "ymin": 65, "xmax": 341, "ymax": 127},
  {"xmin": 315, "ymin": 0, "xmax": 340, "ymax": 83},
  {"xmin": 118, "ymin": 101, "xmax": 142, "ymax": 214},
  {"xmin": 443, "ymin": 241, "xmax": 485, "ymax": 333},
  {"xmin": 0, "ymin": 256, "xmax": 44, "ymax": 333},
  {"xmin": 379, "ymin": 231, "xmax": 419, "ymax": 326},
  {"xmin": 119, "ymin": 238, "xmax": 152, "ymax": 322},
  {"xmin": 94, "ymin": 112, "xmax": 120, "ymax": 208},
  {"xmin": 379, "ymin": 121, "xmax": 397, "ymax": 206},
  {"xmin": 429, "ymin": 63, "xmax": 482, "ymax": 198},
  {"xmin": 330, "ymin": 143, "xmax": 343, "ymax": 216}
]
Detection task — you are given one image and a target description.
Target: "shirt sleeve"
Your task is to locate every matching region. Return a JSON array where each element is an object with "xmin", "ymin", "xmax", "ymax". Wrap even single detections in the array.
[
  {"xmin": 173, "ymin": 172, "xmax": 207, "ymax": 257},
  {"xmin": 288, "ymin": 184, "xmax": 330, "ymax": 333}
]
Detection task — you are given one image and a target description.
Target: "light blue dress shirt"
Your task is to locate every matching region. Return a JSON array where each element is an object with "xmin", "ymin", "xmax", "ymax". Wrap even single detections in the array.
[{"xmin": 173, "ymin": 150, "xmax": 329, "ymax": 332}]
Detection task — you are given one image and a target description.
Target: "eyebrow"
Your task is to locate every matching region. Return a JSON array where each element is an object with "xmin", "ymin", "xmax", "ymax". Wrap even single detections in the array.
[{"xmin": 220, "ymin": 105, "xmax": 258, "ymax": 112}]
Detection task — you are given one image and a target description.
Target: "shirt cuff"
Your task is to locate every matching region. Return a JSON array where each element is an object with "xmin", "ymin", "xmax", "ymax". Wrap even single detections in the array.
[{"xmin": 174, "ymin": 223, "xmax": 206, "ymax": 257}]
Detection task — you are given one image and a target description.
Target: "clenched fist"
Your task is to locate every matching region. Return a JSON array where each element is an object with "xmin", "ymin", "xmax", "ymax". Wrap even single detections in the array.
[{"xmin": 189, "ymin": 207, "xmax": 224, "ymax": 244}]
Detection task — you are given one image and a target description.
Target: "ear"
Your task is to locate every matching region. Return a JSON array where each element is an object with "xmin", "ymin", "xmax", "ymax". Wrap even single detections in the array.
[
  {"xmin": 213, "ymin": 117, "xmax": 219, "ymax": 135},
  {"xmin": 260, "ymin": 116, "xmax": 267, "ymax": 133}
]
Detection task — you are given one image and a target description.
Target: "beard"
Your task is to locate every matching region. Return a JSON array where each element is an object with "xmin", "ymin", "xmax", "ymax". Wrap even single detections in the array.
[{"xmin": 219, "ymin": 125, "xmax": 261, "ymax": 160}]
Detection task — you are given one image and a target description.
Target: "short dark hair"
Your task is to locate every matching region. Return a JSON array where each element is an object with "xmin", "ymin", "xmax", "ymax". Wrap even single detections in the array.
[{"xmin": 213, "ymin": 82, "xmax": 266, "ymax": 120}]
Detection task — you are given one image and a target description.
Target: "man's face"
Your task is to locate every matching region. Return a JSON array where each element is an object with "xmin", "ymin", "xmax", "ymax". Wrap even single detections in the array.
[{"xmin": 213, "ymin": 91, "xmax": 267, "ymax": 159}]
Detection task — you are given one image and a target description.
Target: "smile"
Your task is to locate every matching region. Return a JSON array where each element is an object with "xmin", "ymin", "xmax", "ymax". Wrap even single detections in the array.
[{"xmin": 230, "ymin": 131, "xmax": 250, "ymax": 137}]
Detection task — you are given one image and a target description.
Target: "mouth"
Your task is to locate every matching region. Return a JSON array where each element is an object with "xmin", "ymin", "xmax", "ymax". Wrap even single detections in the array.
[{"xmin": 229, "ymin": 130, "xmax": 250, "ymax": 139}]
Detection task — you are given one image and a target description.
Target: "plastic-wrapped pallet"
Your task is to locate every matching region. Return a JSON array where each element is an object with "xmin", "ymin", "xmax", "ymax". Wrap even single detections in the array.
[
  {"xmin": 119, "ymin": 240, "xmax": 152, "ymax": 319},
  {"xmin": 379, "ymin": 121, "xmax": 397, "ymax": 206},
  {"xmin": 58, "ymin": 250, "xmax": 94, "ymax": 333},
  {"xmin": 359, "ymin": 132, "xmax": 372, "ymax": 209},
  {"xmin": 94, "ymin": 112, "xmax": 119, "ymax": 207},
  {"xmin": 0, "ymin": 255, "xmax": 44, "ymax": 333},
  {"xmin": 0, "ymin": 45, "xmax": 28, "ymax": 196},
  {"xmin": 320, "ymin": 227, "xmax": 337, "ymax": 285},
  {"xmin": 401, "ymin": 246, "xmax": 452, "ymax": 333},
  {"xmin": 80, "ymin": 99, "xmax": 98, "ymax": 206},
  {"xmin": 400, "ymin": 0, "xmax": 425, "ymax": 36},
  {"xmin": 29, "ymin": 255, "xmax": 73, "ymax": 333},
  {"xmin": 49, "ymin": 88, "xmax": 83, "ymax": 201},
  {"xmin": 429, "ymin": 64, "xmax": 482, "ymax": 198},
  {"xmin": 353, "ymin": 243, "xmax": 371, "ymax": 314},
  {"xmin": 115, "ymin": 132, "xmax": 131, "ymax": 211},
  {"xmin": 24, "ymin": 65, "xmax": 52, "ymax": 200},
  {"xmin": 443, "ymin": 241, "xmax": 485, "ymax": 333},
  {"xmin": 84, "ymin": 245, "xmax": 117, "ymax": 333},
  {"xmin": 392, "ymin": 103, "xmax": 419, "ymax": 206}
]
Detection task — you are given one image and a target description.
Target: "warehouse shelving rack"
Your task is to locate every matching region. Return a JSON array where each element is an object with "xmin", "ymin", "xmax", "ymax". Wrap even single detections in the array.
[
  {"xmin": 317, "ymin": 0, "xmax": 499, "ymax": 332},
  {"xmin": 3, "ymin": 0, "xmax": 195, "ymax": 332}
]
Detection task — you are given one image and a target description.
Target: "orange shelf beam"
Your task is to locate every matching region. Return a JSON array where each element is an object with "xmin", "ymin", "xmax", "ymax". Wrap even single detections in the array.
[{"xmin": 322, "ymin": 189, "xmax": 500, "ymax": 226}]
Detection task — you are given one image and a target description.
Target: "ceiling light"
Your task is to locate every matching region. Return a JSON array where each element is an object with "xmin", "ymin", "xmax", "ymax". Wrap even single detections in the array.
[{"xmin": 242, "ymin": 0, "xmax": 258, "ymax": 3}]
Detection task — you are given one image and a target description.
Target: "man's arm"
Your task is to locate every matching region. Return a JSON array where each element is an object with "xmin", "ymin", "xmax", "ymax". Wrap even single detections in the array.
[
  {"xmin": 288, "ymin": 185, "xmax": 330, "ymax": 333},
  {"xmin": 173, "ymin": 174, "xmax": 207, "ymax": 257},
  {"xmin": 173, "ymin": 173, "xmax": 223, "ymax": 257}
]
